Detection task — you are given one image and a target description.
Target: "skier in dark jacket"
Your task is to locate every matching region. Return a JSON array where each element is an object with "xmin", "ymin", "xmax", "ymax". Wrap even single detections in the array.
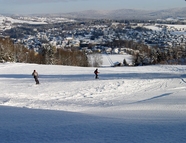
[
  {"xmin": 32, "ymin": 70, "xmax": 39, "ymax": 84},
  {"xmin": 94, "ymin": 69, "xmax": 99, "ymax": 79}
]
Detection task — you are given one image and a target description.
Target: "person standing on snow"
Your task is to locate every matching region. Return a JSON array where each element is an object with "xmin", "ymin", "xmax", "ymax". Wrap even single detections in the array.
[
  {"xmin": 32, "ymin": 70, "xmax": 39, "ymax": 84},
  {"xmin": 94, "ymin": 68, "xmax": 99, "ymax": 79}
]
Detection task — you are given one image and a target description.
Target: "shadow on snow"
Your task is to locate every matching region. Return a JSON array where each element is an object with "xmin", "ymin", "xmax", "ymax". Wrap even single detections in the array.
[
  {"xmin": 131, "ymin": 93, "xmax": 173, "ymax": 104},
  {"xmin": 0, "ymin": 106, "xmax": 186, "ymax": 143},
  {"xmin": 0, "ymin": 73, "xmax": 185, "ymax": 82}
]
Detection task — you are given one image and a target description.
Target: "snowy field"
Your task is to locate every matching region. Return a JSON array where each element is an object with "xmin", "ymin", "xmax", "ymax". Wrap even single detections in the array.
[
  {"xmin": 0, "ymin": 55, "xmax": 186, "ymax": 143},
  {"xmin": 101, "ymin": 54, "xmax": 132, "ymax": 66}
]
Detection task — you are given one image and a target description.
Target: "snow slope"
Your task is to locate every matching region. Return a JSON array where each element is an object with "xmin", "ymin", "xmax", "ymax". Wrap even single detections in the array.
[
  {"xmin": 101, "ymin": 54, "xmax": 132, "ymax": 66},
  {"xmin": 0, "ymin": 15, "xmax": 47, "ymax": 25},
  {"xmin": 0, "ymin": 61, "xmax": 186, "ymax": 143}
]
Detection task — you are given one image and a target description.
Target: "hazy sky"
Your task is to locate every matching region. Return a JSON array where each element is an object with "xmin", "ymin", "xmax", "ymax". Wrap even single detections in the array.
[{"xmin": 0, "ymin": 0, "xmax": 185, "ymax": 14}]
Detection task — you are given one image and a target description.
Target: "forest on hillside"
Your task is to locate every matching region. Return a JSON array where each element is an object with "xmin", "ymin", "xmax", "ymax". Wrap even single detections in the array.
[
  {"xmin": 0, "ymin": 37, "xmax": 89, "ymax": 67},
  {"xmin": 1, "ymin": 37, "xmax": 186, "ymax": 66}
]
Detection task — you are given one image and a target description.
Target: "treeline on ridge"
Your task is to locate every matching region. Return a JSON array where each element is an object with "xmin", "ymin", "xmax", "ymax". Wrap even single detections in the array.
[
  {"xmin": 0, "ymin": 37, "xmax": 89, "ymax": 66},
  {"xmin": 107, "ymin": 39, "xmax": 186, "ymax": 65},
  {"xmin": 1, "ymin": 37, "xmax": 186, "ymax": 66}
]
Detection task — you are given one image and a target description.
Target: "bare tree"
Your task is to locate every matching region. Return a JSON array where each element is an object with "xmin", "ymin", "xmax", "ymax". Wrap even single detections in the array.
[{"xmin": 88, "ymin": 54, "xmax": 103, "ymax": 67}]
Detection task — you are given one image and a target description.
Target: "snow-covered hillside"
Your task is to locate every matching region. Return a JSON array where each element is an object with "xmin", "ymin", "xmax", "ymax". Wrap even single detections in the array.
[
  {"xmin": 0, "ymin": 15, "xmax": 75, "ymax": 31},
  {"xmin": 0, "ymin": 62, "xmax": 186, "ymax": 143},
  {"xmin": 101, "ymin": 54, "xmax": 132, "ymax": 66}
]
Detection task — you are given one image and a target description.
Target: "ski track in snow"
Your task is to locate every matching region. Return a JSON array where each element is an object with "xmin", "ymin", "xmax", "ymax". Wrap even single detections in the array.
[{"xmin": 0, "ymin": 63, "xmax": 186, "ymax": 112}]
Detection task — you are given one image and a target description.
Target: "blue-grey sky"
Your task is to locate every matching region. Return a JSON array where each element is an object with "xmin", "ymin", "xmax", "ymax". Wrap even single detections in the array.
[{"xmin": 0, "ymin": 0, "xmax": 185, "ymax": 14}]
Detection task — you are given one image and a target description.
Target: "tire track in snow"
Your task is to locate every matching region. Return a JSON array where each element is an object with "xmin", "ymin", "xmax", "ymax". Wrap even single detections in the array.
[
  {"xmin": 181, "ymin": 78, "xmax": 186, "ymax": 84},
  {"xmin": 0, "ymin": 98, "xmax": 11, "ymax": 104},
  {"xmin": 131, "ymin": 93, "xmax": 173, "ymax": 104}
]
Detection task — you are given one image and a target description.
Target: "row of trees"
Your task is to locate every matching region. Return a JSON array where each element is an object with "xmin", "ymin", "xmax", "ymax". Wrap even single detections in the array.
[
  {"xmin": 1, "ymin": 36, "xmax": 186, "ymax": 67},
  {"xmin": 106, "ymin": 39, "xmax": 186, "ymax": 65},
  {"xmin": 39, "ymin": 44, "xmax": 89, "ymax": 66},
  {"xmin": 0, "ymin": 37, "xmax": 30, "ymax": 63},
  {"xmin": 130, "ymin": 41, "xmax": 186, "ymax": 65},
  {"xmin": 0, "ymin": 37, "xmax": 90, "ymax": 67},
  {"xmin": 132, "ymin": 45, "xmax": 186, "ymax": 65}
]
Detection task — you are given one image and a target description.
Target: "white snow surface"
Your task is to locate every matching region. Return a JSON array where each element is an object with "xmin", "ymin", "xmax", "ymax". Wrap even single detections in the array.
[
  {"xmin": 0, "ymin": 60, "xmax": 186, "ymax": 142},
  {"xmin": 0, "ymin": 15, "xmax": 47, "ymax": 25}
]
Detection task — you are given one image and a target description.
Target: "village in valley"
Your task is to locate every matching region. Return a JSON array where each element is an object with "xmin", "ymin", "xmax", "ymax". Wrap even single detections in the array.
[
  {"xmin": 1, "ymin": 15, "xmax": 186, "ymax": 65},
  {"xmin": 1, "ymin": 15, "xmax": 186, "ymax": 51}
]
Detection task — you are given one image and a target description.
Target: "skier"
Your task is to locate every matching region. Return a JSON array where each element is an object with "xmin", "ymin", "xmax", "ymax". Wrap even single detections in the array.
[
  {"xmin": 32, "ymin": 70, "xmax": 39, "ymax": 84},
  {"xmin": 94, "ymin": 68, "xmax": 99, "ymax": 79}
]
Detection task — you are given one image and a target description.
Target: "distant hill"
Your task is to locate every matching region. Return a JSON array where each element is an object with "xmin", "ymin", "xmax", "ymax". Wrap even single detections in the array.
[
  {"xmin": 59, "ymin": 7, "xmax": 186, "ymax": 20},
  {"xmin": 1, "ymin": 7, "xmax": 186, "ymax": 20}
]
